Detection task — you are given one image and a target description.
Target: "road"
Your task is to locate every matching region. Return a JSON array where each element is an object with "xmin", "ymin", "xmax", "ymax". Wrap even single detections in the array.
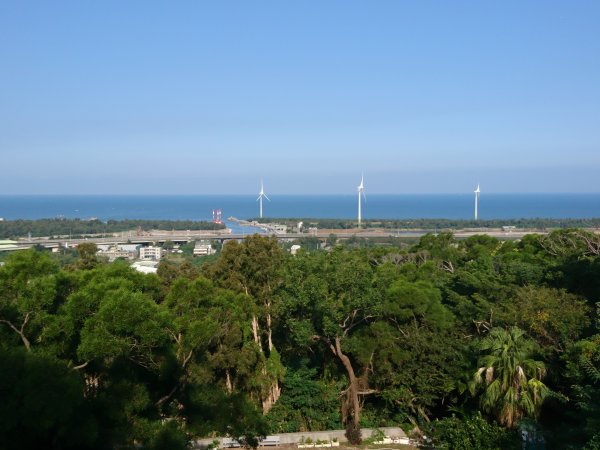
[{"xmin": 13, "ymin": 228, "xmax": 548, "ymax": 249}]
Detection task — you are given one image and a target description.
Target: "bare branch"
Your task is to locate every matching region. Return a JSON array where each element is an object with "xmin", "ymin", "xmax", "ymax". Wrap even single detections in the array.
[{"xmin": 72, "ymin": 361, "xmax": 90, "ymax": 370}]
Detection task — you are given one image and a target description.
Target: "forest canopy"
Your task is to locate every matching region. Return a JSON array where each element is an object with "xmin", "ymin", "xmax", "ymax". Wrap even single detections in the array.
[{"xmin": 1, "ymin": 229, "xmax": 599, "ymax": 449}]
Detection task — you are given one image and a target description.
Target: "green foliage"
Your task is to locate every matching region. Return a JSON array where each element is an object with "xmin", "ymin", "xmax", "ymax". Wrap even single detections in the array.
[
  {"xmin": 426, "ymin": 414, "xmax": 519, "ymax": 450},
  {"xmin": 345, "ymin": 422, "xmax": 362, "ymax": 444},
  {"xmin": 496, "ymin": 286, "xmax": 590, "ymax": 355},
  {"xmin": 0, "ymin": 348, "xmax": 99, "ymax": 450},
  {"xmin": 267, "ymin": 367, "xmax": 343, "ymax": 432},
  {"xmin": 0, "ymin": 218, "xmax": 224, "ymax": 239},
  {"xmin": 144, "ymin": 421, "xmax": 189, "ymax": 450},
  {"xmin": 584, "ymin": 433, "xmax": 600, "ymax": 450},
  {"xmin": 471, "ymin": 327, "xmax": 550, "ymax": 428},
  {"xmin": 78, "ymin": 288, "xmax": 170, "ymax": 368},
  {"xmin": 385, "ymin": 279, "xmax": 453, "ymax": 328},
  {"xmin": 2, "ymin": 230, "xmax": 600, "ymax": 447}
]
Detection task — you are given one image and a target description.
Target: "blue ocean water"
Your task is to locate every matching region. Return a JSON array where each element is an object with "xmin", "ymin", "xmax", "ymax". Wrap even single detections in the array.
[{"xmin": 0, "ymin": 194, "xmax": 599, "ymax": 221}]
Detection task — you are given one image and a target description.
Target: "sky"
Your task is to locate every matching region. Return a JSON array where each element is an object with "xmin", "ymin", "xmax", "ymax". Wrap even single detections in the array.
[{"xmin": 1, "ymin": 1, "xmax": 599, "ymax": 194}]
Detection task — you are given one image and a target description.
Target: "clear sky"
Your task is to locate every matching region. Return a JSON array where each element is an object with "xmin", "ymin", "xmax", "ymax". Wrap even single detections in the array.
[{"xmin": 1, "ymin": 1, "xmax": 599, "ymax": 194}]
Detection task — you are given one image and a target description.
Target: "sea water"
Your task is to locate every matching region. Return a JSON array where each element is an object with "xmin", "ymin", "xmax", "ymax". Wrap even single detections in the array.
[{"xmin": 0, "ymin": 194, "xmax": 599, "ymax": 221}]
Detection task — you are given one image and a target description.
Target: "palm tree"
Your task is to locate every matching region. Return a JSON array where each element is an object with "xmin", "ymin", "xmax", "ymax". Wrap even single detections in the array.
[{"xmin": 471, "ymin": 326, "xmax": 550, "ymax": 428}]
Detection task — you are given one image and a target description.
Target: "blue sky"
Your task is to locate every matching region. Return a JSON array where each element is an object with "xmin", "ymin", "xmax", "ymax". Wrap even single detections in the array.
[{"xmin": 1, "ymin": 1, "xmax": 599, "ymax": 194}]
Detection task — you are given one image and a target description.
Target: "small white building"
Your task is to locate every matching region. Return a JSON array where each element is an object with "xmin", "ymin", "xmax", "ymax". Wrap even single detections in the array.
[
  {"xmin": 131, "ymin": 260, "xmax": 159, "ymax": 274},
  {"xmin": 139, "ymin": 246, "xmax": 163, "ymax": 260},
  {"xmin": 290, "ymin": 244, "xmax": 302, "ymax": 255},
  {"xmin": 193, "ymin": 241, "xmax": 215, "ymax": 257},
  {"xmin": 118, "ymin": 244, "xmax": 141, "ymax": 253}
]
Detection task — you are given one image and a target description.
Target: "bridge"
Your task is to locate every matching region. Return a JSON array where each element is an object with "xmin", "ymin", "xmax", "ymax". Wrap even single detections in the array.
[{"xmin": 11, "ymin": 228, "xmax": 544, "ymax": 250}]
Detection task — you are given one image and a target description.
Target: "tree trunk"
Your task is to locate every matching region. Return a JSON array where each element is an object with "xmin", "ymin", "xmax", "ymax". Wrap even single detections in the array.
[
  {"xmin": 266, "ymin": 310, "xmax": 274, "ymax": 351},
  {"xmin": 0, "ymin": 316, "xmax": 32, "ymax": 352},
  {"xmin": 225, "ymin": 369, "xmax": 233, "ymax": 394},
  {"xmin": 334, "ymin": 337, "xmax": 361, "ymax": 434},
  {"xmin": 251, "ymin": 315, "xmax": 261, "ymax": 346}
]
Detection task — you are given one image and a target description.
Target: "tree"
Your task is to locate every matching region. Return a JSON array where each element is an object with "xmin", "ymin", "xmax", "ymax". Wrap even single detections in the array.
[
  {"xmin": 496, "ymin": 286, "xmax": 591, "ymax": 355},
  {"xmin": 160, "ymin": 277, "xmax": 262, "ymax": 411},
  {"xmin": 281, "ymin": 248, "xmax": 381, "ymax": 442},
  {"xmin": 471, "ymin": 327, "xmax": 550, "ymax": 428},
  {"xmin": 204, "ymin": 235, "xmax": 285, "ymax": 414},
  {"xmin": 75, "ymin": 242, "xmax": 99, "ymax": 270},
  {"xmin": 326, "ymin": 233, "xmax": 338, "ymax": 248},
  {"xmin": 552, "ymin": 303, "xmax": 600, "ymax": 448},
  {"xmin": 0, "ymin": 249, "xmax": 59, "ymax": 351},
  {"xmin": 0, "ymin": 348, "xmax": 99, "ymax": 450},
  {"xmin": 77, "ymin": 288, "xmax": 170, "ymax": 370}
]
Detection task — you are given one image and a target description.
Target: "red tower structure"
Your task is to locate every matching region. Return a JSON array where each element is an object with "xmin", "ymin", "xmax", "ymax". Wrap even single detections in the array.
[{"xmin": 212, "ymin": 209, "xmax": 222, "ymax": 224}]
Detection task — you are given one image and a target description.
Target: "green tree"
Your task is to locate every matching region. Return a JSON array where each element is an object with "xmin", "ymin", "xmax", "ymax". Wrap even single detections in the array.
[
  {"xmin": 496, "ymin": 286, "xmax": 590, "ymax": 355},
  {"xmin": 75, "ymin": 242, "xmax": 99, "ymax": 270},
  {"xmin": 281, "ymin": 248, "xmax": 381, "ymax": 442},
  {"xmin": 0, "ymin": 249, "xmax": 59, "ymax": 351},
  {"xmin": 471, "ymin": 327, "xmax": 550, "ymax": 428},
  {"xmin": 0, "ymin": 348, "xmax": 99, "ymax": 450},
  {"xmin": 204, "ymin": 235, "xmax": 285, "ymax": 414},
  {"xmin": 426, "ymin": 413, "xmax": 519, "ymax": 450},
  {"xmin": 77, "ymin": 288, "xmax": 170, "ymax": 370}
]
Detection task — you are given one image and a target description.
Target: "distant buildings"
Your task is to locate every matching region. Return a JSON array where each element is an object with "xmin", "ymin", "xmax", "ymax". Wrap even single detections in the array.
[{"xmin": 96, "ymin": 244, "xmax": 140, "ymax": 261}]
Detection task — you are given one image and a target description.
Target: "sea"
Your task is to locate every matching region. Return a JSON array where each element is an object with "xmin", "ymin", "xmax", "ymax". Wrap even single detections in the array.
[{"xmin": 1, "ymin": 194, "xmax": 600, "ymax": 223}]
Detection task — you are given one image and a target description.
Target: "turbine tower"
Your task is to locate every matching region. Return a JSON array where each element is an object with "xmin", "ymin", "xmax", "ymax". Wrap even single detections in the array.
[
  {"xmin": 257, "ymin": 179, "xmax": 270, "ymax": 219},
  {"xmin": 357, "ymin": 174, "xmax": 366, "ymax": 227},
  {"xmin": 474, "ymin": 184, "xmax": 481, "ymax": 222}
]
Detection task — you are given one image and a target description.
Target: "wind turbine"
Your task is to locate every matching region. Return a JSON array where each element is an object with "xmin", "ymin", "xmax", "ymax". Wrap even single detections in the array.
[
  {"xmin": 474, "ymin": 184, "xmax": 481, "ymax": 222},
  {"xmin": 257, "ymin": 179, "xmax": 270, "ymax": 219},
  {"xmin": 357, "ymin": 174, "xmax": 366, "ymax": 227}
]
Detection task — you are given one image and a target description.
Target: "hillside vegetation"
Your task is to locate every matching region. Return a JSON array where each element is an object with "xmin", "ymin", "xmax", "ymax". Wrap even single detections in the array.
[{"xmin": 1, "ymin": 229, "xmax": 599, "ymax": 449}]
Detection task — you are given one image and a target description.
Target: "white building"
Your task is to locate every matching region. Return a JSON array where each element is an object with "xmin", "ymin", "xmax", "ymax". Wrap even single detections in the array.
[
  {"xmin": 0, "ymin": 240, "xmax": 18, "ymax": 252},
  {"xmin": 118, "ymin": 244, "xmax": 141, "ymax": 253},
  {"xmin": 97, "ymin": 244, "xmax": 140, "ymax": 262},
  {"xmin": 193, "ymin": 241, "xmax": 215, "ymax": 257},
  {"xmin": 131, "ymin": 260, "xmax": 159, "ymax": 274},
  {"xmin": 139, "ymin": 246, "xmax": 163, "ymax": 260}
]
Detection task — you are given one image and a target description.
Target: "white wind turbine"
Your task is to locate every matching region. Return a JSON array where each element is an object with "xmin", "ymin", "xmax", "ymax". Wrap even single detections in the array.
[
  {"xmin": 357, "ymin": 174, "xmax": 366, "ymax": 227},
  {"xmin": 474, "ymin": 184, "xmax": 481, "ymax": 221},
  {"xmin": 257, "ymin": 179, "xmax": 270, "ymax": 219}
]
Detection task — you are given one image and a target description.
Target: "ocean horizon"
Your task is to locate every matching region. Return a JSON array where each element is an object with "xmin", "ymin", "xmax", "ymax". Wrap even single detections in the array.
[{"xmin": 1, "ymin": 194, "xmax": 600, "ymax": 222}]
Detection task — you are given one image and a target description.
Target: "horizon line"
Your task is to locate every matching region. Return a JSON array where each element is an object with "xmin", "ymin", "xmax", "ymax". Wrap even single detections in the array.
[{"xmin": 2, "ymin": 192, "xmax": 600, "ymax": 197}]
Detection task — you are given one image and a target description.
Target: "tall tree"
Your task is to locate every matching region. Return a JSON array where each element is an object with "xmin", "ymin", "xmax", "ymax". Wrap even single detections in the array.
[
  {"xmin": 204, "ymin": 235, "xmax": 285, "ymax": 413},
  {"xmin": 471, "ymin": 327, "xmax": 550, "ymax": 428},
  {"xmin": 281, "ymin": 248, "xmax": 381, "ymax": 443}
]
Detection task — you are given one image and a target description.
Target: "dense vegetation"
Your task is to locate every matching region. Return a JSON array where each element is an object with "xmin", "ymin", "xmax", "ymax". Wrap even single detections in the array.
[
  {"xmin": 1, "ymin": 229, "xmax": 600, "ymax": 449},
  {"xmin": 253, "ymin": 217, "xmax": 600, "ymax": 230},
  {"xmin": 0, "ymin": 218, "xmax": 225, "ymax": 239}
]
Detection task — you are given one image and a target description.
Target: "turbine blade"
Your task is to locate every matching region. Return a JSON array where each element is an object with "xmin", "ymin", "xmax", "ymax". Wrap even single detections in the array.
[
  {"xmin": 362, "ymin": 191, "xmax": 367, "ymax": 202},
  {"xmin": 264, "ymin": 193, "xmax": 271, "ymax": 201},
  {"xmin": 257, "ymin": 195, "xmax": 261, "ymax": 201}
]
